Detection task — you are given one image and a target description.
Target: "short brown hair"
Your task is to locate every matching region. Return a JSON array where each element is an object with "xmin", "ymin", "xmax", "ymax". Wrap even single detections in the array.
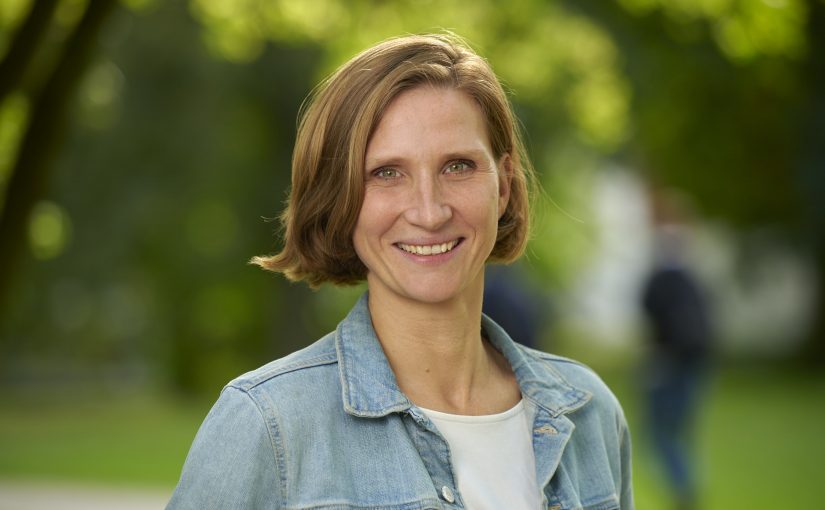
[{"xmin": 252, "ymin": 33, "xmax": 535, "ymax": 287}]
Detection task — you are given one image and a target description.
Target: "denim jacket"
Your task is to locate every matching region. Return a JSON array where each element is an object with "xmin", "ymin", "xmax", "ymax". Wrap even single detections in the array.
[{"xmin": 168, "ymin": 294, "xmax": 633, "ymax": 510}]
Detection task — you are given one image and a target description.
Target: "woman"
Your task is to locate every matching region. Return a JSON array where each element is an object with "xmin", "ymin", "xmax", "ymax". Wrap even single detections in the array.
[{"xmin": 168, "ymin": 34, "xmax": 633, "ymax": 510}]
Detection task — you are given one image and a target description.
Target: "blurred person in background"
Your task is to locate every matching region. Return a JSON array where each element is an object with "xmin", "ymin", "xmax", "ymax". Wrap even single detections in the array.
[
  {"xmin": 168, "ymin": 33, "xmax": 633, "ymax": 509},
  {"xmin": 640, "ymin": 187, "xmax": 713, "ymax": 510},
  {"xmin": 482, "ymin": 263, "xmax": 546, "ymax": 349}
]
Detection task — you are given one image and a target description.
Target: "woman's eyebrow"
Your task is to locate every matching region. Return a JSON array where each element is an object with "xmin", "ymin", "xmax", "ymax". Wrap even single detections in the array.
[
  {"xmin": 365, "ymin": 147, "xmax": 488, "ymax": 168},
  {"xmin": 364, "ymin": 155, "xmax": 405, "ymax": 169},
  {"xmin": 443, "ymin": 148, "xmax": 487, "ymax": 160}
]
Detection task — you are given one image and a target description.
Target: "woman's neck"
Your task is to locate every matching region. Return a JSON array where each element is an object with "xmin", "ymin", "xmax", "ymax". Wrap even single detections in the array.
[{"xmin": 366, "ymin": 280, "xmax": 519, "ymax": 415}]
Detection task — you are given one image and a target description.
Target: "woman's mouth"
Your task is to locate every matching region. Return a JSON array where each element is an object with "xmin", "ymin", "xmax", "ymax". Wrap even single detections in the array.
[{"xmin": 396, "ymin": 239, "xmax": 460, "ymax": 256}]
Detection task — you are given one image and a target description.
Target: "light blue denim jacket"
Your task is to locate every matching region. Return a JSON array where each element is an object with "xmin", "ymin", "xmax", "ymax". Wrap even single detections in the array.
[{"xmin": 168, "ymin": 294, "xmax": 633, "ymax": 509}]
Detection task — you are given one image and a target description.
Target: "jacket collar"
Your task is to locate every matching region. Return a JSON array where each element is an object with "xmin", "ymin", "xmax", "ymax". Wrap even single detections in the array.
[{"xmin": 336, "ymin": 293, "xmax": 591, "ymax": 418}]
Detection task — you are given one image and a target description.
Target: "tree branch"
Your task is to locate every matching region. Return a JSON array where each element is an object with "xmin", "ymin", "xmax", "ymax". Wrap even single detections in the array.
[
  {"xmin": 0, "ymin": 0, "xmax": 60, "ymax": 103},
  {"xmin": 0, "ymin": 0, "xmax": 119, "ymax": 315}
]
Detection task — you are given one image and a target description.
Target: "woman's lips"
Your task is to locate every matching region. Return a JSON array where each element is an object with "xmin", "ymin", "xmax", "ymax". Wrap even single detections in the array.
[{"xmin": 395, "ymin": 239, "xmax": 461, "ymax": 256}]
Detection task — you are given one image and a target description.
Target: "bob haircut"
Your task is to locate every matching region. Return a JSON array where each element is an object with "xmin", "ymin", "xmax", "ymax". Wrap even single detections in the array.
[{"xmin": 252, "ymin": 33, "xmax": 536, "ymax": 287}]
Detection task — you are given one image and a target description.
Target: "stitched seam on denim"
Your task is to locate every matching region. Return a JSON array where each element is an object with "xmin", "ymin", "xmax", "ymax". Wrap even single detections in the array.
[
  {"xmin": 514, "ymin": 345, "xmax": 587, "ymax": 391},
  {"xmin": 281, "ymin": 498, "xmax": 443, "ymax": 510},
  {"xmin": 225, "ymin": 386, "xmax": 288, "ymax": 504},
  {"xmin": 517, "ymin": 350, "xmax": 593, "ymax": 417},
  {"xmin": 581, "ymin": 492, "xmax": 620, "ymax": 510},
  {"xmin": 336, "ymin": 318, "xmax": 410, "ymax": 417},
  {"xmin": 231, "ymin": 354, "xmax": 339, "ymax": 390}
]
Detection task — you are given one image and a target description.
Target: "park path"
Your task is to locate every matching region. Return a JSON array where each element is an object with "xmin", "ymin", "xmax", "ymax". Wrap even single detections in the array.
[{"xmin": 0, "ymin": 480, "xmax": 170, "ymax": 510}]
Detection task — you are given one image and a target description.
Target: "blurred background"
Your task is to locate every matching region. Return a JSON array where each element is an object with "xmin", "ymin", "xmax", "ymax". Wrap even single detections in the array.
[{"xmin": 0, "ymin": 0, "xmax": 822, "ymax": 508}]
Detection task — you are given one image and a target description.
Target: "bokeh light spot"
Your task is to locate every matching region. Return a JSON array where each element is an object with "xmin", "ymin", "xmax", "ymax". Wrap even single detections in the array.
[{"xmin": 28, "ymin": 201, "xmax": 72, "ymax": 260}]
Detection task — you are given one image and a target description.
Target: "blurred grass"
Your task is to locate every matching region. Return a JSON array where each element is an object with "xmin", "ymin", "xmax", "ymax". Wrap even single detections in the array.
[
  {"xmin": 603, "ymin": 364, "xmax": 823, "ymax": 509},
  {"xmin": 0, "ymin": 366, "xmax": 821, "ymax": 508},
  {"xmin": 0, "ymin": 388, "xmax": 213, "ymax": 488}
]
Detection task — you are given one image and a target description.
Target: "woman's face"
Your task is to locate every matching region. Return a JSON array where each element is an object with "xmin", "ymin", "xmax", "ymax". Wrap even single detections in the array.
[{"xmin": 353, "ymin": 86, "xmax": 510, "ymax": 306}]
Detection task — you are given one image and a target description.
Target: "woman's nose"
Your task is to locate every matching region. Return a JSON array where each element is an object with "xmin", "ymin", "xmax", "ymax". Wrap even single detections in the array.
[{"xmin": 403, "ymin": 176, "xmax": 452, "ymax": 230}]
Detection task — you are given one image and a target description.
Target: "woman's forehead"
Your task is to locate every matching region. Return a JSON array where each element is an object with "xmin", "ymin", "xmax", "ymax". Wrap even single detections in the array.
[{"xmin": 365, "ymin": 87, "xmax": 493, "ymax": 162}]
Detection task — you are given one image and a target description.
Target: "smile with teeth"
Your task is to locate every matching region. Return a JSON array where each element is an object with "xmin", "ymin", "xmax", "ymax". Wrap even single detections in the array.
[{"xmin": 397, "ymin": 239, "xmax": 459, "ymax": 256}]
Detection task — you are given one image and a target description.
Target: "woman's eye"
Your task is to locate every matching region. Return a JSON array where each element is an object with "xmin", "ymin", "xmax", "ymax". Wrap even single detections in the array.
[
  {"xmin": 444, "ymin": 160, "xmax": 473, "ymax": 174},
  {"xmin": 373, "ymin": 168, "xmax": 399, "ymax": 179}
]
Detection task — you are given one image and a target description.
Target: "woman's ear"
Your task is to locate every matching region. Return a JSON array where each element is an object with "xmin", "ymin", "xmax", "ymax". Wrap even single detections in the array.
[{"xmin": 497, "ymin": 153, "xmax": 513, "ymax": 218}]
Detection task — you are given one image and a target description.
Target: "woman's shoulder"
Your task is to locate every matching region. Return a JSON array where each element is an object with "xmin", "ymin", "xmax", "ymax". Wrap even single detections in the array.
[{"xmin": 226, "ymin": 331, "xmax": 340, "ymax": 395}]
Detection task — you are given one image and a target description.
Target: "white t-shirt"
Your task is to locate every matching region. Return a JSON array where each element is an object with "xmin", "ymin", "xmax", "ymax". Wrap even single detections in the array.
[{"xmin": 419, "ymin": 400, "xmax": 542, "ymax": 510}]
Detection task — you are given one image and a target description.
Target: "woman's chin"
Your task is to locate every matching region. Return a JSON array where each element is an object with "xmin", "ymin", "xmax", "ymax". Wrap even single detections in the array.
[{"xmin": 378, "ymin": 277, "xmax": 474, "ymax": 306}]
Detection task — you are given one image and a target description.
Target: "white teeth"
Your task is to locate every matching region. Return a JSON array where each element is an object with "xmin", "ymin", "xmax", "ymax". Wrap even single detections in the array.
[{"xmin": 398, "ymin": 240, "xmax": 458, "ymax": 255}]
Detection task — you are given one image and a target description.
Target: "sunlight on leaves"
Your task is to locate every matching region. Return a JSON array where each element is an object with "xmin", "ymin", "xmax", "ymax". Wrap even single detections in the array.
[
  {"xmin": 617, "ymin": 0, "xmax": 658, "ymax": 16},
  {"xmin": 0, "ymin": 0, "xmax": 28, "ymax": 31},
  {"xmin": 28, "ymin": 201, "xmax": 72, "ymax": 260},
  {"xmin": 0, "ymin": 0, "xmax": 28, "ymax": 57},
  {"xmin": 0, "ymin": 94, "xmax": 29, "ymax": 189},
  {"xmin": 713, "ymin": 0, "xmax": 807, "ymax": 61},
  {"xmin": 266, "ymin": 0, "xmax": 350, "ymax": 42},
  {"xmin": 618, "ymin": 0, "xmax": 807, "ymax": 61},
  {"xmin": 120, "ymin": 0, "xmax": 159, "ymax": 11},
  {"xmin": 78, "ymin": 60, "xmax": 124, "ymax": 130},
  {"xmin": 190, "ymin": 0, "xmax": 267, "ymax": 62},
  {"xmin": 566, "ymin": 72, "xmax": 630, "ymax": 150},
  {"xmin": 188, "ymin": 0, "xmax": 631, "ymax": 153},
  {"xmin": 54, "ymin": 0, "xmax": 88, "ymax": 28}
]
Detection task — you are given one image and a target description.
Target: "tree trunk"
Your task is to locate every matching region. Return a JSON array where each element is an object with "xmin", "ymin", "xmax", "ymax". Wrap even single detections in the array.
[
  {"xmin": 0, "ymin": 0, "xmax": 119, "ymax": 316},
  {"xmin": 0, "ymin": 0, "xmax": 59, "ymax": 102}
]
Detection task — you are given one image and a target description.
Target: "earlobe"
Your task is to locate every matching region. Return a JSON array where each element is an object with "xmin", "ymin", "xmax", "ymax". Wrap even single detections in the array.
[{"xmin": 497, "ymin": 154, "xmax": 513, "ymax": 218}]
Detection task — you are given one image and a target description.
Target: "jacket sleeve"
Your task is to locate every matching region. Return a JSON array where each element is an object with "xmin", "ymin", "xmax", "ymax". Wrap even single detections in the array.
[
  {"xmin": 618, "ymin": 407, "xmax": 635, "ymax": 510},
  {"xmin": 166, "ymin": 386, "xmax": 284, "ymax": 509}
]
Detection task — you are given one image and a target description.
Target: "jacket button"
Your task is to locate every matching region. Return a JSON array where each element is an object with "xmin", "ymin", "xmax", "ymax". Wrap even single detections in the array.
[{"xmin": 441, "ymin": 485, "xmax": 455, "ymax": 503}]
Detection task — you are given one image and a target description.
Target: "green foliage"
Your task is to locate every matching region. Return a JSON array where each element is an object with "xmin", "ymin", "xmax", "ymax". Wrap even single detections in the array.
[
  {"xmin": 1, "ymin": 0, "xmax": 822, "ymax": 396},
  {"xmin": 0, "ymin": 0, "xmax": 29, "ymax": 35},
  {"xmin": 188, "ymin": 0, "xmax": 632, "ymax": 150},
  {"xmin": 0, "ymin": 1, "xmax": 328, "ymax": 393},
  {"xmin": 619, "ymin": 0, "xmax": 808, "ymax": 61},
  {"xmin": 0, "ymin": 93, "xmax": 28, "ymax": 186}
]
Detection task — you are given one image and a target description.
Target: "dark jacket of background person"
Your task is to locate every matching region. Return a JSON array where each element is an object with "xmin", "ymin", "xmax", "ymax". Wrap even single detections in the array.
[
  {"xmin": 483, "ymin": 264, "xmax": 546, "ymax": 349},
  {"xmin": 642, "ymin": 265, "xmax": 712, "ymax": 365}
]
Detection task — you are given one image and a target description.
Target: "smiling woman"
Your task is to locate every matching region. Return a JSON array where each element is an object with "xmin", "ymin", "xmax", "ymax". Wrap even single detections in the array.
[
  {"xmin": 354, "ymin": 87, "xmax": 508, "ymax": 308},
  {"xmin": 168, "ymin": 33, "xmax": 634, "ymax": 510}
]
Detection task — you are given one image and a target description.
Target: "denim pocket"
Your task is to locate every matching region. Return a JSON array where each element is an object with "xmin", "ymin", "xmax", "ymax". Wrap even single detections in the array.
[
  {"xmin": 287, "ymin": 503, "xmax": 441, "ymax": 510},
  {"xmin": 547, "ymin": 493, "xmax": 620, "ymax": 510},
  {"xmin": 581, "ymin": 493, "xmax": 620, "ymax": 510}
]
